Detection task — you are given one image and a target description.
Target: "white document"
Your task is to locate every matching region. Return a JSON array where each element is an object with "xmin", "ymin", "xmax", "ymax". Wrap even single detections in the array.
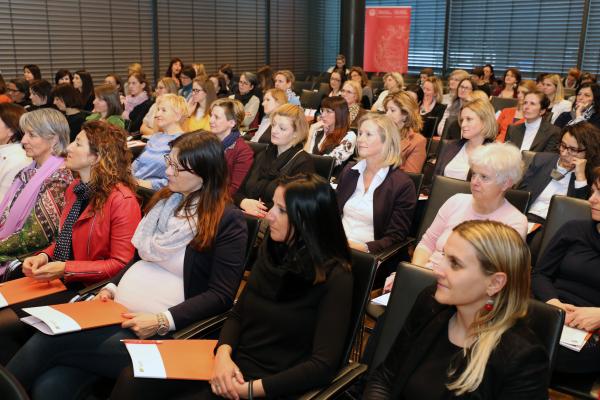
[
  {"xmin": 371, "ymin": 293, "xmax": 390, "ymax": 307},
  {"xmin": 560, "ymin": 325, "xmax": 591, "ymax": 352},
  {"xmin": 20, "ymin": 306, "xmax": 81, "ymax": 335},
  {"xmin": 125, "ymin": 343, "xmax": 167, "ymax": 379},
  {"xmin": 0, "ymin": 292, "xmax": 8, "ymax": 308}
]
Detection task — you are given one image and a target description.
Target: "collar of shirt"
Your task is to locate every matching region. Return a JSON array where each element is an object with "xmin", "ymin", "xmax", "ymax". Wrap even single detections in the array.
[
  {"xmin": 524, "ymin": 117, "xmax": 542, "ymax": 132},
  {"xmin": 352, "ymin": 159, "xmax": 390, "ymax": 182}
]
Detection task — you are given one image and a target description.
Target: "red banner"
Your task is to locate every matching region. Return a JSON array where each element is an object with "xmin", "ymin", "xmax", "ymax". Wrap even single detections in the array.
[{"xmin": 363, "ymin": 6, "xmax": 411, "ymax": 73}]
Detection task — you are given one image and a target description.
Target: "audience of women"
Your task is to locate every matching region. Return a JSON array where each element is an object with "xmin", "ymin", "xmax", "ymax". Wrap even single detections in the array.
[
  {"xmin": 554, "ymin": 82, "xmax": 600, "ymax": 129},
  {"xmin": 384, "ymin": 92, "xmax": 427, "ymax": 173},
  {"xmin": 493, "ymin": 68, "xmax": 521, "ymax": 98},
  {"xmin": 23, "ymin": 65, "xmax": 41, "ymax": 82},
  {"xmin": 305, "ymin": 96, "xmax": 356, "ymax": 169},
  {"xmin": 178, "ymin": 66, "xmax": 196, "ymax": 101},
  {"xmin": 28, "ymin": 80, "xmax": 54, "ymax": 111},
  {"xmin": 111, "ymin": 173, "xmax": 352, "ymax": 400},
  {"xmin": 73, "ymin": 70, "xmax": 95, "ymax": 112},
  {"xmin": 234, "ymin": 104, "xmax": 314, "ymax": 215},
  {"xmin": 349, "ymin": 66, "xmax": 373, "ymax": 109},
  {"xmin": 438, "ymin": 74, "xmax": 474, "ymax": 135},
  {"xmin": 532, "ymin": 168, "xmax": 600, "ymax": 374},
  {"xmin": 0, "ymin": 108, "xmax": 72, "ymax": 264},
  {"xmin": 208, "ymin": 98, "xmax": 254, "ymax": 195},
  {"xmin": 0, "ymin": 121, "xmax": 141, "ymax": 363},
  {"xmin": 165, "ymin": 57, "xmax": 183, "ymax": 87},
  {"xmin": 230, "ymin": 71, "xmax": 260, "ymax": 129},
  {"xmin": 496, "ymin": 80, "xmax": 538, "ymax": 142},
  {"xmin": 133, "ymin": 94, "xmax": 187, "ymax": 190},
  {"xmin": 140, "ymin": 77, "xmax": 179, "ymax": 136},
  {"xmin": 6, "ymin": 78, "xmax": 31, "ymax": 109},
  {"xmin": 328, "ymin": 70, "xmax": 345, "ymax": 97},
  {"xmin": 7, "ymin": 131, "xmax": 248, "ymax": 397},
  {"xmin": 541, "ymin": 74, "xmax": 573, "ymax": 123},
  {"xmin": 336, "ymin": 112, "xmax": 417, "ymax": 254},
  {"xmin": 0, "ymin": 103, "xmax": 29, "ymax": 202},
  {"xmin": 341, "ymin": 80, "xmax": 367, "ymax": 129},
  {"xmin": 368, "ymin": 220, "xmax": 549, "ymax": 399},
  {"xmin": 505, "ymin": 90, "xmax": 560, "ymax": 152},
  {"xmin": 182, "ymin": 78, "xmax": 216, "ymax": 133},
  {"xmin": 371, "ymin": 72, "xmax": 404, "ymax": 112},
  {"xmin": 419, "ymin": 76, "xmax": 447, "ymax": 129},
  {"xmin": 86, "ymin": 84, "xmax": 125, "ymax": 129},
  {"xmin": 124, "ymin": 73, "xmax": 153, "ymax": 133},
  {"xmin": 249, "ymin": 88, "xmax": 287, "ymax": 143},
  {"xmin": 273, "ymin": 70, "xmax": 301, "ymax": 106},
  {"xmin": 435, "ymin": 98, "xmax": 498, "ymax": 180}
]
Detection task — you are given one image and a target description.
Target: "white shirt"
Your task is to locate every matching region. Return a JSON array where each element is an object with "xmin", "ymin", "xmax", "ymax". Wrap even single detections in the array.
[
  {"xmin": 0, "ymin": 143, "xmax": 31, "ymax": 203},
  {"xmin": 550, "ymin": 100, "xmax": 573, "ymax": 123},
  {"xmin": 372, "ymin": 90, "xmax": 389, "ymax": 112},
  {"xmin": 342, "ymin": 160, "xmax": 389, "ymax": 245},
  {"xmin": 521, "ymin": 118, "xmax": 542, "ymax": 151},
  {"xmin": 444, "ymin": 144, "xmax": 470, "ymax": 181}
]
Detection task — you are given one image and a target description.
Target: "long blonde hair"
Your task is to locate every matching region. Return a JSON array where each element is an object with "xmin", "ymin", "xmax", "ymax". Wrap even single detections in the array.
[
  {"xmin": 544, "ymin": 74, "xmax": 565, "ymax": 104},
  {"xmin": 447, "ymin": 220, "xmax": 531, "ymax": 395}
]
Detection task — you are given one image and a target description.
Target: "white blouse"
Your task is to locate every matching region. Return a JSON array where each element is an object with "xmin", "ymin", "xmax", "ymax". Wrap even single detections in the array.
[
  {"xmin": 0, "ymin": 143, "xmax": 31, "ymax": 203},
  {"xmin": 443, "ymin": 144, "xmax": 470, "ymax": 181}
]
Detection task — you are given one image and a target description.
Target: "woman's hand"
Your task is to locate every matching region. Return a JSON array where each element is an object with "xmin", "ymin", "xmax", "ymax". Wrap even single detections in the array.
[
  {"xmin": 211, "ymin": 345, "xmax": 245, "ymax": 400},
  {"xmin": 121, "ymin": 313, "xmax": 160, "ymax": 339},
  {"xmin": 575, "ymin": 100, "xmax": 591, "ymax": 118},
  {"xmin": 383, "ymin": 272, "xmax": 396, "ymax": 294},
  {"xmin": 94, "ymin": 288, "xmax": 114, "ymax": 302},
  {"xmin": 572, "ymin": 157, "xmax": 587, "ymax": 181},
  {"xmin": 31, "ymin": 261, "xmax": 66, "ymax": 281},
  {"xmin": 565, "ymin": 307, "xmax": 600, "ymax": 331},
  {"xmin": 22, "ymin": 254, "xmax": 49, "ymax": 277},
  {"xmin": 240, "ymin": 198, "xmax": 267, "ymax": 218},
  {"xmin": 136, "ymin": 179, "xmax": 153, "ymax": 189},
  {"xmin": 547, "ymin": 298, "xmax": 577, "ymax": 313}
]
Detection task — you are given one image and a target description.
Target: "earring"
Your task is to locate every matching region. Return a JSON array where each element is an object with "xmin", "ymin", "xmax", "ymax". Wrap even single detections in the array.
[{"xmin": 484, "ymin": 298, "xmax": 494, "ymax": 312}]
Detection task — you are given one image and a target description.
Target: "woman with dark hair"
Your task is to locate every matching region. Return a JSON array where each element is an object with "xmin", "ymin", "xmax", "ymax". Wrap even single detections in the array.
[
  {"xmin": 124, "ymin": 72, "xmax": 154, "ymax": 133},
  {"xmin": 230, "ymin": 71, "xmax": 261, "ymax": 129},
  {"xmin": 219, "ymin": 64, "xmax": 236, "ymax": 94},
  {"xmin": 111, "ymin": 173, "xmax": 353, "ymax": 400},
  {"xmin": 328, "ymin": 54, "xmax": 350, "ymax": 75},
  {"xmin": 182, "ymin": 78, "xmax": 216, "ymax": 133},
  {"xmin": 349, "ymin": 66, "xmax": 373, "ymax": 109},
  {"xmin": 0, "ymin": 120, "xmax": 141, "ymax": 363},
  {"xmin": 54, "ymin": 69, "xmax": 72, "ymax": 85},
  {"xmin": 305, "ymin": 96, "xmax": 356, "ymax": 168},
  {"xmin": 405, "ymin": 84, "xmax": 424, "ymax": 106},
  {"xmin": 165, "ymin": 57, "xmax": 183, "ymax": 87},
  {"xmin": 208, "ymin": 73, "xmax": 230, "ymax": 98},
  {"xmin": 493, "ymin": 68, "xmax": 522, "ymax": 99},
  {"xmin": 328, "ymin": 70, "xmax": 345, "ymax": 97},
  {"xmin": 86, "ymin": 84, "xmax": 125, "ymax": 129},
  {"xmin": 178, "ymin": 66, "xmax": 196, "ymax": 101},
  {"xmin": 6, "ymin": 78, "xmax": 31, "ymax": 109},
  {"xmin": 104, "ymin": 74, "xmax": 125, "ymax": 96},
  {"xmin": 52, "ymin": 83, "xmax": 88, "ymax": 142},
  {"xmin": 483, "ymin": 63, "xmax": 496, "ymax": 85},
  {"xmin": 73, "ymin": 70, "xmax": 95, "ymax": 112},
  {"xmin": 23, "ymin": 65, "xmax": 42, "ymax": 82},
  {"xmin": 249, "ymin": 88, "xmax": 287, "ymax": 143},
  {"xmin": 554, "ymin": 83, "xmax": 600, "ymax": 129},
  {"xmin": 256, "ymin": 65, "xmax": 274, "ymax": 94},
  {"xmin": 0, "ymin": 103, "xmax": 29, "ymax": 201},
  {"xmin": 28, "ymin": 79, "xmax": 54, "ymax": 111},
  {"xmin": 7, "ymin": 131, "xmax": 248, "ymax": 397},
  {"xmin": 0, "ymin": 74, "xmax": 10, "ymax": 103}
]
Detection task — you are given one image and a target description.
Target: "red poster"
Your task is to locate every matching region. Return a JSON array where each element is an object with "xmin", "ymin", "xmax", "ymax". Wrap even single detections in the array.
[{"xmin": 364, "ymin": 6, "xmax": 411, "ymax": 73}]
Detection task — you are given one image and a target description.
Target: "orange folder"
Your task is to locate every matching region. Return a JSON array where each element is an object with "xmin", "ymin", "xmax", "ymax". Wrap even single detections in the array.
[
  {"xmin": 123, "ymin": 339, "xmax": 217, "ymax": 380},
  {"xmin": 0, "ymin": 277, "xmax": 66, "ymax": 307}
]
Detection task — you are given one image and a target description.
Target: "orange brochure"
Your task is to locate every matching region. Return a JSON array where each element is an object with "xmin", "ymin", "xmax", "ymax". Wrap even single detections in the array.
[
  {"xmin": 0, "ymin": 277, "xmax": 66, "ymax": 308},
  {"xmin": 21, "ymin": 299, "xmax": 128, "ymax": 335},
  {"xmin": 123, "ymin": 339, "xmax": 217, "ymax": 380}
]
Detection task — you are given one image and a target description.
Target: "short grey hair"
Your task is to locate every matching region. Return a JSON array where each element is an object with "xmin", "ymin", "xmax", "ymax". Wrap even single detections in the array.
[
  {"xmin": 20, "ymin": 108, "xmax": 70, "ymax": 156},
  {"xmin": 469, "ymin": 142, "xmax": 523, "ymax": 185}
]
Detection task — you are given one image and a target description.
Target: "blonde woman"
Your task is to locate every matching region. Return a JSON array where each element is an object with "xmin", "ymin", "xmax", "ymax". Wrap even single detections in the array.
[
  {"xmin": 442, "ymin": 69, "xmax": 470, "ymax": 105},
  {"xmin": 420, "ymin": 76, "xmax": 446, "ymax": 123},
  {"xmin": 371, "ymin": 72, "xmax": 404, "ymax": 112},
  {"xmin": 341, "ymin": 80, "xmax": 367, "ymax": 129},
  {"xmin": 541, "ymin": 74, "xmax": 573, "ymax": 123},
  {"xmin": 366, "ymin": 220, "xmax": 549, "ymax": 398},
  {"xmin": 140, "ymin": 77, "xmax": 179, "ymax": 136},
  {"xmin": 250, "ymin": 88, "xmax": 287, "ymax": 143},
  {"xmin": 182, "ymin": 78, "xmax": 216, "ymax": 133}
]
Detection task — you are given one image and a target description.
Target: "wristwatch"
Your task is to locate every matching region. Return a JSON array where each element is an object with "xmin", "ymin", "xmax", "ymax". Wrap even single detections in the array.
[{"xmin": 156, "ymin": 313, "xmax": 169, "ymax": 336}]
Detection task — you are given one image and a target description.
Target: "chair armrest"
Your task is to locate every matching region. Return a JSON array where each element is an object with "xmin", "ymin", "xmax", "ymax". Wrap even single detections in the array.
[
  {"xmin": 375, "ymin": 238, "xmax": 415, "ymax": 263},
  {"xmin": 298, "ymin": 363, "xmax": 368, "ymax": 400},
  {"xmin": 172, "ymin": 311, "xmax": 232, "ymax": 340}
]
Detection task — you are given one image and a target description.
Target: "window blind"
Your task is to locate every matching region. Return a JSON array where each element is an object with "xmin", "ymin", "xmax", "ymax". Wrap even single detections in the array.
[{"xmin": 582, "ymin": 0, "xmax": 600, "ymax": 74}]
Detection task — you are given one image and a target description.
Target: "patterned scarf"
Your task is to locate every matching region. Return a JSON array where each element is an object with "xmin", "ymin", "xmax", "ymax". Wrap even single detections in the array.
[
  {"xmin": 349, "ymin": 103, "xmax": 360, "ymax": 124},
  {"xmin": 53, "ymin": 182, "xmax": 93, "ymax": 261},
  {"xmin": 123, "ymin": 91, "xmax": 149, "ymax": 120}
]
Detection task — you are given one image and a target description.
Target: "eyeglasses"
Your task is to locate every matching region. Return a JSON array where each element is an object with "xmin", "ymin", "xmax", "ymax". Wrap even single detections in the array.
[
  {"xmin": 458, "ymin": 85, "xmax": 473, "ymax": 91},
  {"xmin": 7, "ymin": 88, "xmax": 19, "ymax": 93},
  {"xmin": 238, "ymin": 80, "xmax": 251, "ymax": 86},
  {"xmin": 559, "ymin": 142, "xmax": 586, "ymax": 155},
  {"xmin": 192, "ymin": 88, "xmax": 203, "ymax": 94},
  {"xmin": 164, "ymin": 154, "xmax": 189, "ymax": 176},
  {"xmin": 330, "ymin": 77, "xmax": 341, "ymax": 82}
]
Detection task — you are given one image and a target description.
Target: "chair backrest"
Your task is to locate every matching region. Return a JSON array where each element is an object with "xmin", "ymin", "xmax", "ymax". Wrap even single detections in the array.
[
  {"xmin": 308, "ymin": 154, "xmax": 335, "ymax": 181},
  {"xmin": 525, "ymin": 299, "xmax": 565, "ymax": 373},
  {"xmin": 243, "ymin": 215, "xmax": 261, "ymax": 268},
  {"xmin": 421, "ymin": 116, "xmax": 439, "ymax": 138},
  {"xmin": 246, "ymin": 141, "xmax": 268, "ymax": 156},
  {"xmin": 405, "ymin": 172, "xmax": 424, "ymax": 235},
  {"xmin": 0, "ymin": 365, "xmax": 28, "ymax": 400},
  {"xmin": 491, "ymin": 96, "xmax": 518, "ymax": 112},
  {"xmin": 300, "ymin": 90, "xmax": 322, "ymax": 110},
  {"xmin": 538, "ymin": 195, "xmax": 591, "ymax": 262},
  {"xmin": 440, "ymin": 116, "xmax": 460, "ymax": 141},
  {"xmin": 370, "ymin": 262, "xmax": 436, "ymax": 369},
  {"xmin": 293, "ymin": 81, "xmax": 314, "ymax": 95},
  {"xmin": 521, "ymin": 150, "xmax": 536, "ymax": 173}
]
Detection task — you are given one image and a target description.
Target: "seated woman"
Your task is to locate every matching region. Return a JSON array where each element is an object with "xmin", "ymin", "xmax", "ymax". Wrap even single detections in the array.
[
  {"xmin": 554, "ymin": 83, "xmax": 600, "ymax": 129},
  {"xmin": 505, "ymin": 90, "xmax": 560, "ymax": 152},
  {"xmin": 256, "ymin": 65, "xmax": 273, "ymax": 95},
  {"xmin": 541, "ymin": 74, "xmax": 573, "ymax": 124},
  {"xmin": 441, "ymin": 69, "xmax": 470, "ymax": 106},
  {"xmin": 52, "ymin": 83, "xmax": 89, "ymax": 142},
  {"xmin": 178, "ymin": 66, "xmax": 196, "ymax": 101},
  {"xmin": 229, "ymin": 72, "xmax": 261, "ymax": 129},
  {"xmin": 28, "ymin": 79, "xmax": 54, "ymax": 111},
  {"xmin": 7, "ymin": 131, "xmax": 248, "ymax": 395},
  {"xmin": 434, "ymin": 98, "xmax": 497, "ymax": 181},
  {"xmin": 6, "ymin": 78, "xmax": 31, "ymax": 109},
  {"xmin": 86, "ymin": 84, "xmax": 125, "ymax": 129},
  {"xmin": 104, "ymin": 74, "xmax": 125, "ymax": 97},
  {"xmin": 140, "ymin": 77, "xmax": 179, "ymax": 136},
  {"xmin": 492, "ymin": 67, "xmax": 521, "ymax": 98},
  {"xmin": 73, "ymin": 70, "xmax": 95, "ymax": 112},
  {"xmin": 165, "ymin": 57, "xmax": 183, "ymax": 87},
  {"xmin": 0, "ymin": 103, "xmax": 29, "ymax": 202},
  {"xmin": 384, "ymin": 92, "xmax": 427, "ymax": 173},
  {"xmin": 367, "ymin": 220, "xmax": 549, "ymax": 399},
  {"xmin": 496, "ymin": 80, "xmax": 537, "ymax": 142},
  {"xmin": 208, "ymin": 98, "xmax": 254, "ymax": 195},
  {"xmin": 133, "ymin": 94, "xmax": 188, "ymax": 190},
  {"xmin": 0, "ymin": 108, "xmax": 72, "ymax": 266},
  {"xmin": 532, "ymin": 169, "xmax": 600, "ymax": 374},
  {"xmin": 208, "ymin": 73, "xmax": 231, "ymax": 98},
  {"xmin": 419, "ymin": 76, "xmax": 447, "ymax": 125},
  {"xmin": 273, "ymin": 70, "xmax": 301, "ymax": 106},
  {"xmin": 0, "ymin": 120, "xmax": 141, "ymax": 363},
  {"xmin": 54, "ymin": 69, "xmax": 72, "ymax": 85},
  {"xmin": 305, "ymin": 96, "xmax": 356, "ymax": 169},
  {"xmin": 564, "ymin": 67, "xmax": 581, "ymax": 90},
  {"xmin": 341, "ymin": 80, "xmax": 368, "ymax": 130},
  {"xmin": 437, "ymin": 75, "xmax": 477, "ymax": 135},
  {"xmin": 336, "ymin": 113, "xmax": 417, "ymax": 254},
  {"xmin": 371, "ymin": 72, "xmax": 404, "ymax": 112},
  {"xmin": 23, "ymin": 64, "xmax": 41, "ymax": 82},
  {"xmin": 249, "ymin": 88, "xmax": 287, "ymax": 143},
  {"xmin": 234, "ymin": 104, "xmax": 315, "ymax": 216},
  {"xmin": 349, "ymin": 66, "xmax": 373, "ymax": 109},
  {"xmin": 182, "ymin": 78, "xmax": 216, "ymax": 133},
  {"xmin": 328, "ymin": 70, "xmax": 345, "ymax": 97},
  {"xmin": 111, "ymin": 173, "xmax": 353, "ymax": 400},
  {"xmin": 124, "ymin": 73, "xmax": 154, "ymax": 133}
]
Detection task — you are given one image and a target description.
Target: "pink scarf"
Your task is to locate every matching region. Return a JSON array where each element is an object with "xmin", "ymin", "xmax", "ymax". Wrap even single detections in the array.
[
  {"xmin": 123, "ymin": 92, "xmax": 149, "ymax": 119},
  {"xmin": 0, "ymin": 156, "xmax": 64, "ymax": 240}
]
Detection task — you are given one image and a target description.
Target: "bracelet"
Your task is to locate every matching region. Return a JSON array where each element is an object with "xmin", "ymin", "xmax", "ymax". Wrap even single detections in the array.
[{"xmin": 248, "ymin": 379, "xmax": 254, "ymax": 400}]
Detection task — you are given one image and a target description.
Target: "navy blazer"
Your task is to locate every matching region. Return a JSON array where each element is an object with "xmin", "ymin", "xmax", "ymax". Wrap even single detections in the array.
[
  {"xmin": 336, "ymin": 162, "xmax": 417, "ymax": 254},
  {"xmin": 506, "ymin": 119, "xmax": 560, "ymax": 152},
  {"xmin": 518, "ymin": 152, "xmax": 590, "ymax": 208}
]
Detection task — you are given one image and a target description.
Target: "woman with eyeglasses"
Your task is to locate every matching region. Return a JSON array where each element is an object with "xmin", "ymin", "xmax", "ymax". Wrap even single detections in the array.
[
  {"xmin": 341, "ymin": 80, "xmax": 367, "ymax": 130},
  {"xmin": 328, "ymin": 70, "xmax": 345, "ymax": 97},
  {"xmin": 438, "ymin": 75, "xmax": 476, "ymax": 135},
  {"xmin": 182, "ymin": 78, "xmax": 216, "ymax": 133},
  {"xmin": 229, "ymin": 72, "xmax": 261, "ymax": 129},
  {"xmin": 6, "ymin": 78, "xmax": 31, "ymax": 109}
]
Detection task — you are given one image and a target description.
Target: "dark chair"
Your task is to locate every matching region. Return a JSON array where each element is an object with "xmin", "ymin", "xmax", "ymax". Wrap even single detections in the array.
[
  {"xmin": 135, "ymin": 185, "xmax": 156, "ymax": 210},
  {"xmin": 421, "ymin": 116, "xmax": 439, "ymax": 138},
  {"xmin": 440, "ymin": 116, "xmax": 460, "ymax": 141},
  {"xmin": 525, "ymin": 300, "xmax": 565, "ymax": 373},
  {"xmin": 246, "ymin": 141, "xmax": 268, "ymax": 156},
  {"xmin": 0, "ymin": 365, "xmax": 28, "ymax": 400},
  {"xmin": 521, "ymin": 150, "xmax": 536, "ymax": 173},
  {"xmin": 300, "ymin": 89, "xmax": 323, "ymax": 110},
  {"xmin": 293, "ymin": 81, "xmax": 315, "ymax": 96},
  {"xmin": 309, "ymin": 154, "xmax": 335, "ymax": 182},
  {"xmin": 317, "ymin": 82, "xmax": 330, "ymax": 97},
  {"xmin": 491, "ymin": 96, "xmax": 518, "ymax": 113}
]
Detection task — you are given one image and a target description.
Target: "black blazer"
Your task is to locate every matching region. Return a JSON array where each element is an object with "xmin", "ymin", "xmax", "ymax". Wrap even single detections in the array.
[
  {"xmin": 506, "ymin": 119, "xmax": 560, "ymax": 152},
  {"xmin": 364, "ymin": 286, "xmax": 550, "ymax": 399},
  {"xmin": 422, "ymin": 102, "xmax": 447, "ymax": 123},
  {"xmin": 336, "ymin": 162, "xmax": 417, "ymax": 254},
  {"xmin": 112, "ymin": 205, "xmax": 247, "ymax": 329},
  {"xmin": 518, "ymin": 152, "xmax": 590, "ymax": 208},
  {"xmin": 554, "ymin": 111, "xmax": 600, "ymax": 130},
  {"xmin": 128, "ymin": 98, "xmax": 155, "ymax": 133}
]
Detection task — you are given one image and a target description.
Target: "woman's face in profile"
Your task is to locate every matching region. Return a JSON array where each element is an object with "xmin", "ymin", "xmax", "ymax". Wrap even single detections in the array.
[
  {"xmin": 266, "ymin": 186, "xmax": 290, "ymax": 242},
  {"xmin": 589, "ymin": 181, "xmax": 600, "ymax": 222}
]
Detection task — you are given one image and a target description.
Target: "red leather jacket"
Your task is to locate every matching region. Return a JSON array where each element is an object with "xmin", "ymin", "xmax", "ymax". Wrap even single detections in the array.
[{"xmin": 42, "ymin": 181, "xmax": 141, "ymax": 284}]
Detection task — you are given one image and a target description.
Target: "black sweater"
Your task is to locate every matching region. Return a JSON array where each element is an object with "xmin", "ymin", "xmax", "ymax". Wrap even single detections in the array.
[{"xmin": 532, "ymin": 219, "xmax": 600, "ymax": 307}]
